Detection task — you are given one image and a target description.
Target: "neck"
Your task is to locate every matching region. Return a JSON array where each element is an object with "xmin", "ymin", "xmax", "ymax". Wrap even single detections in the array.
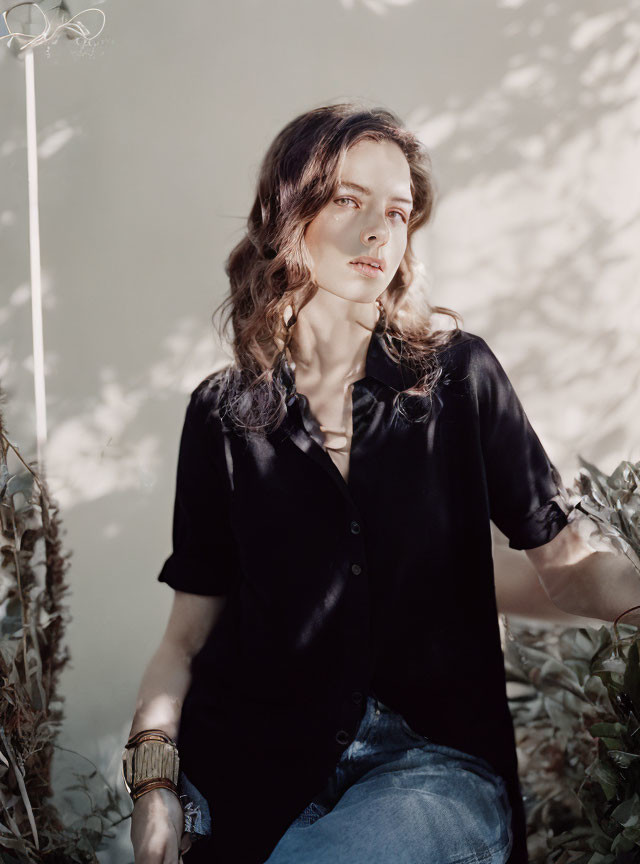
[{"xmin": 289, "ymin": 287, "xmax": 380, "ymax": 381}]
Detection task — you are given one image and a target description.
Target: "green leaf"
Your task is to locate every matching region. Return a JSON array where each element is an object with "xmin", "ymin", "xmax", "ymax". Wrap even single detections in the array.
[
  {"xmin": 0, "ymin": 614, "xmax": 23, "ymax": 638},
  {"xmin": 540, "ymin": 655, "xmax": 581, "ymax": 683},
  {"xmin": 611, "ymin": 794, "xmax": 640, "ymax": 828},
  {"xmin": 590, "ymin": 722, "xmax": 627, "ymax": 738},
  {"xmin": 610, "ymin": 829, "xmax": 638, "ymax": 854},
  {"xmin": 608, "ymin": 750, "xmax": 640, "ymax": 768},
  {"xmin": 548, "ymin": 826, "xmax": 596, "ymax": 848},
  {"xmin": 623, "ymin": 642, "xmax": 640, "ymax": 719},
  {"xmin": 566, "ymin": 657, "xmax": 595, "ymax": 684},
  {"xmin": 544, "ymin": 693, "xmax": 580, "ymax": 731},
  {"xmin": 5, "ymin": 470, "xmax": 34, "ymax": 502},
  {"xmin": 592, "ymin": 832, "xmax": 614, "ymax": 854},
  {"xmin": 599, "ymin": 738, "xmax": 625, "ymax": 750},
  {"xmin": 586, "ymin": 758, "xmax": 620, "ymax": 800},
  {"xmin": 621, "ymin": 825, "xmax": 640, "ymax": 843}
]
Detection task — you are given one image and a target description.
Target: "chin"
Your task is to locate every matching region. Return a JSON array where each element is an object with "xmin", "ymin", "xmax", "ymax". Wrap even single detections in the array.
[{"xmin": 316, "ymin": 283, "xmax": 369, "ymax": 303}]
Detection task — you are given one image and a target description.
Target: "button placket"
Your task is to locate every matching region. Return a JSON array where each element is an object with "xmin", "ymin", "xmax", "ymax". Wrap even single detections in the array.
[
  {"xmin": 343, "ymin": 503, "xmax": 366, "ymax": 750},
  {"xmin": 335, "ymin": 729, "xmax": 350, "ymax": 746}
]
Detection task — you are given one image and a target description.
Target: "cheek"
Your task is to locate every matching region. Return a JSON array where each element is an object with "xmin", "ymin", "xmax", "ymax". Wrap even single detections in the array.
[
  {"xmin": 392, "ymin": 232, "xmax": 408, "ymax": 263},
  {"xmin": 306, "ymin": 212, "xmax": 352, "ymax": 256}
]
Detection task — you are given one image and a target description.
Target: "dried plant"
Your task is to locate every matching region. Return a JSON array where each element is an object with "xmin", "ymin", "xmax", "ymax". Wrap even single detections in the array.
[{"xmin": 0, "ymin": 386, "xmax": 130, "ymax": 863}]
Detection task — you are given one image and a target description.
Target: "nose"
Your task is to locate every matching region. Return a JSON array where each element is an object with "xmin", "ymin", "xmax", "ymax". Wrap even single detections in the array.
[{"xmin": 360, "ymin": 212, "xmax": 391, "ymax": 248}]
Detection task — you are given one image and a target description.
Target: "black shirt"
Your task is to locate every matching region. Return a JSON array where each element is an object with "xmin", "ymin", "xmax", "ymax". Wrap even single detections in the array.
[{"xmin": 157, "ymin": 324, "xmax": 569, "ymax": 864}]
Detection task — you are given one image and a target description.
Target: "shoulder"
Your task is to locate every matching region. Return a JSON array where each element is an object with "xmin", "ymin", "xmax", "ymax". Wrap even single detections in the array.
[
  {"xmin": 438, "ymin": 328, "xmax": 492, "ymax": 356},
  {"xmin": 190, "ymin": 366, "xmax": 229, "ymax": 401},
  {"xmin": 433, "ymin": 328, "xmax": 496, "ymax": 377},
  {"xmin": 431, "ymin": 330, "xmax": 517, "ymax": 411},
  {"xmin": 187, "ymin": 365, "xmax": 235, "ymax": 429}
]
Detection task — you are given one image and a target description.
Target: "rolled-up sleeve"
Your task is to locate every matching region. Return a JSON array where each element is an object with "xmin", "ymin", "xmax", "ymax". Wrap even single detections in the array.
[
  {"xmin": 157, "ymin": 377, "xmax": 242, "ymax": 595},
  {"xmin": 469, "ymin": 335, "xmax": 569, "ymax": 550}
]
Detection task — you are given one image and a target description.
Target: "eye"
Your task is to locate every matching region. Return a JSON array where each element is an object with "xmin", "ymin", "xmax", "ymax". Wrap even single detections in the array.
[
  {"xmin": 389, "ymin": 210, "xmax": 408, "ymax": 224},
  {"xmin": 335, "ymin": 198, "xmax": 408, "ymax": 224}
]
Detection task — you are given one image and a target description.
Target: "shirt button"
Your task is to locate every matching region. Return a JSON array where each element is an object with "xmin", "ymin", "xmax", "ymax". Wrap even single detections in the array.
[
  {"xmin": 335, "ymin": 730, "xmax": 351, "ymax": 745},
  {"xmin": 351, "ymin": 690, "xmax": 363, "ymax": 704},
  {"xmin": 350, "ymin": 520, "xmax": 361, "ymax": 534},
  {"xmin": 350, "ymin": 563, "xmax": 362, "ymax": 575}
]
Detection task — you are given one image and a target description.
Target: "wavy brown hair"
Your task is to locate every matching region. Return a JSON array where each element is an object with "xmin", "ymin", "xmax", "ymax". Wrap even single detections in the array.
[{"xmin": 212, "ymin": 101, "xmax": 463, "ymax": 435}]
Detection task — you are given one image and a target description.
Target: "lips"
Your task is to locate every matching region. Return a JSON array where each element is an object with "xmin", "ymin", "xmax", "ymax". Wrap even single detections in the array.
[
  {"xmin": 350, "ymin": 256, "xmax": 385, "ymax": 272},
  {"xmin": 350, "ymin": 261, "xmax": 383, "ymax": 278},
  {"xmin": 349, "ymin": 257, "xmax": 385, "ymax": 278}
]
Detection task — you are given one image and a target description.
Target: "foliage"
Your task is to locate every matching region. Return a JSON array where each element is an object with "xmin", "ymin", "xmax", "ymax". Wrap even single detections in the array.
[
  {"xmin": 571, "ymin": 458, "xmax": 640, "ymax": 564},
  {"xmin": 506, "ymin": 457, "xmax": 640, "ymax": 864},
  {"xmin": 0, "ymin": 388, "xmax": 131, "ymax": 863}
]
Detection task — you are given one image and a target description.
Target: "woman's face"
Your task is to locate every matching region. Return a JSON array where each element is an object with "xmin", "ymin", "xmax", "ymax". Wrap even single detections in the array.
[{"xmin": 303, "ymin": 138, "xmax": 413, "ymax": 304}]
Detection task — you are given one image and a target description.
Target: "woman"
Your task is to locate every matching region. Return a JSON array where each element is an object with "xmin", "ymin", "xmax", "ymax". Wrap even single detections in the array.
[{"xmin": 125, "ymin": 102, "xmax": 571, "ymax": 864}]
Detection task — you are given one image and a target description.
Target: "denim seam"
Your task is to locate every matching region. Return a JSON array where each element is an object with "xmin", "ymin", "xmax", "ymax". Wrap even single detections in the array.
[{"xmin": 443, "ymin": 833, "xmax": 512, "ymax": 864}]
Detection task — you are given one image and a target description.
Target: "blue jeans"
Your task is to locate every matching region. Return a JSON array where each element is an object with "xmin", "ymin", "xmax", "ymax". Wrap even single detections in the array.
[{"xmin": 180, "ymin": 694, "xmax": 513, "ymax": 863}]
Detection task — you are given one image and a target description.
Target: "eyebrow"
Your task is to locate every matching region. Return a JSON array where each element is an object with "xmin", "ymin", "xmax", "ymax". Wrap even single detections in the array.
[{"xmin": 338, "ymin": 180, "xmax": 413, "ymax": 208}]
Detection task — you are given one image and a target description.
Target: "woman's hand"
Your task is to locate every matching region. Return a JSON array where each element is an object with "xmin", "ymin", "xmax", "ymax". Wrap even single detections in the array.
[{"xmin": 130, "ymin": 787, "xmax": 193, "ymax": 863}]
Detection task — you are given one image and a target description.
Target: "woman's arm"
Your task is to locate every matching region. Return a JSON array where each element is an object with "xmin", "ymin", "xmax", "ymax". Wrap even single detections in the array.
[
  {"xmin": 128, "ymin": 591, "xmax": 226, "ymax": 864},
  {"xmin": 492, "ymin": 528, "xmax": 605, "ymax": 625},
  {"xmin": 128, "ymin": 590, "xmax": 227, "ymax": 739},
  {"xmin": 525, "ymin": 512, "xmax": 640, "ymax": 626}
]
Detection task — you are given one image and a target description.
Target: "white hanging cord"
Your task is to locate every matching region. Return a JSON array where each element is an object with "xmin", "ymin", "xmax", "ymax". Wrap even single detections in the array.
[
  {"xmin": 2, "ymin": 2, "xmax": 106, "ymax": 472},
  {"xmin": 24, "ymin": 47, "xmax": 47, "ymax": 470}
]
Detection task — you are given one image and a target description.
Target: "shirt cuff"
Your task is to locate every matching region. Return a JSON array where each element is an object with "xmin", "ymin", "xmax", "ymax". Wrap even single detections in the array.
[
  {"xmin": 157, "ymin": 552, "xmax": 237, "ymax": 595},
  {"xmin": 507, "ymin": 499, "xmax": 570, "ymax": 550}
]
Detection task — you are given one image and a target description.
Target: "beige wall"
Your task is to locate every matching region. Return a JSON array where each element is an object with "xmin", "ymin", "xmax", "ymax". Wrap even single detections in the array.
[{"xmin": 1, "ymin": 0, "xmax": 638, "ymax": 859}]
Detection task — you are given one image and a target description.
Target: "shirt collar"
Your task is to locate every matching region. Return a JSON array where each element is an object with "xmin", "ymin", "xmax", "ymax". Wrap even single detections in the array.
[
  {"xmin": 365, "ymin": 324, "xmax": 420, "ymax": 392},
  {"xmin": 279, "ymin": 319, "xmax": 419, "ymax": 402}
]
